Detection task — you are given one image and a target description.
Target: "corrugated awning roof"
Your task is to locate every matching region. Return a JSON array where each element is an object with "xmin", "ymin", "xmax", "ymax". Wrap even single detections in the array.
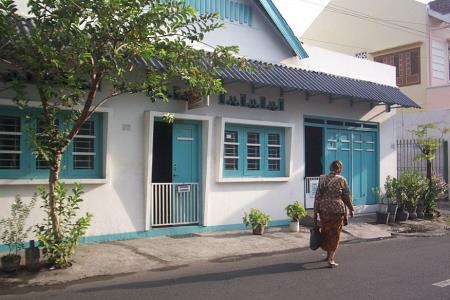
[
  {"xmin": 220, "ymin": 60, "xmax": 420, "ymax": 108},
  {"xmin": 144, "ymin": 58, "xmax": 420, "ymax": 108}
]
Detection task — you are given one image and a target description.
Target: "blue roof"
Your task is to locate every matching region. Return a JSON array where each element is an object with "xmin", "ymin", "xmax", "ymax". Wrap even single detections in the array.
[{"xmin": 256, "ymin": 0, "xmax": 309, "ymax": 59}]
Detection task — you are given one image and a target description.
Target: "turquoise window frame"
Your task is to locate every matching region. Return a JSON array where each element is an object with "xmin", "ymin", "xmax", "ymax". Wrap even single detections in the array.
[
  {"xmin": 223, "ymin": 123, "xmax": 286, "ymax": 178},
  {"xmin": 265, "ymin": 127, "xmax": 285, "ymax": 177},
  {"xmin": 0, "ymin": 106, "xmax": 103, "ymax": 180},
  {"xmin": 223, "ymin": 124, "xmax": 243, "ymax": 177},
  {"xmin": 67, "ymin": 113, "xmax": 103, "ymax": 179},
  {"xmin": 243, "ymin": 127, "xmax": 264, "ymax": 177},
  {"xmin": 0, "ymin": 107, "xmax": 29, "ymax": 179}
]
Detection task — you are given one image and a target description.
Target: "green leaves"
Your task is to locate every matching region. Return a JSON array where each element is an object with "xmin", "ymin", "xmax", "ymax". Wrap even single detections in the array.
[
  {"xmin": 35, "ymin": 182, "xmax": 92, "ymax": 268},
  {"xmin": 243, "ymin": 208, "xmax": 271, "ymax": 230},
  {"xmin": 0, "ymin": 195, "xmax": 36, "ymax": 256},
  {"xmin": 1, "ymin": 1, "xmax": 245, "ymax": 264},
  {"xmin": 285, "ymin": 201, "xmax": 307, "ymax": 222},
  {"xmin": 409, "ymin": 123, "xmax": 447, "ymax": 162}
]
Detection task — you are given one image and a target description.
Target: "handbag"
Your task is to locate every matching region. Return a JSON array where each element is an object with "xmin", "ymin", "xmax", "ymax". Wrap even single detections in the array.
[{"xmin": 309, "ymin": 219, "xmax": 323, "ymax": 251}]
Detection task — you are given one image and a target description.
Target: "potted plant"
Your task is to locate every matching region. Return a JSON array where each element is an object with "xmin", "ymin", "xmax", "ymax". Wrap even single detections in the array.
[
  {"xmin": 0, "ymin": 195, "xmax": 36, "ymax": 273},
  {"xmin": 372, "ymin": 187, "xmax": 390, "ymax": 224},
  {"xmin": 243, "ymin": 208, "xmax": 271, "ymax": 235},
  {"xmin": 285, "ymin": 201, "xmax": 307, "ymax": 232},
  {"xmin": 423, "ymin": 174, "xmax": 448, "ymax": 219},
  {"xmin": 397, "ymin": 170, "xmax": 427, "ymax": 220},
  {"xmin": 384, "ymin": 176, "xmax": 398, "ymax": 223}
]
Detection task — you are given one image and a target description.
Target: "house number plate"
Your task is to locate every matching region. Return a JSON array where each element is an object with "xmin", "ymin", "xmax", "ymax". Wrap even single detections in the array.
[{"xmin": 177, "ymin": 185, "xmax": 191, "ymax": 193}]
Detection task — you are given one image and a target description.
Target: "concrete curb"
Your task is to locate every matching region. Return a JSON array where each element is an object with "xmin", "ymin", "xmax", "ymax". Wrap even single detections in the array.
[{"xmin": 391, "ymin": 231, "xmax": 449, "ymax": 237}]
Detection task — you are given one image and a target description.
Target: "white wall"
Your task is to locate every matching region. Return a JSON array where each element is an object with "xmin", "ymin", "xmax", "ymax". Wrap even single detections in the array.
[
  {"xmin": 202, "ymin": 0, "xmax": 296, "ymax": 63},
  {"xmin": 286, "ymin": 44, "xmax": 397, "ymax": 87},
  {"xmin": 0, "ymin": 82, "xmax": 397, "ymax": 236}
]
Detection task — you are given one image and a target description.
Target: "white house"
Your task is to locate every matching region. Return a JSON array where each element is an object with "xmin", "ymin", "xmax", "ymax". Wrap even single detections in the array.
[{"xmin": 0, "ymin": 0, "xmax": 418, "ymax": 246}]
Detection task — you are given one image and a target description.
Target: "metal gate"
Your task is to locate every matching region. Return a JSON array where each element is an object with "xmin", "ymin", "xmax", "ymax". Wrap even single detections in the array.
[
  {"xmin": 397, "ymin": 139, "xmax": 448, "ymax": 182},
  {"xmin": 151, "ymin": 183, "xmax": 199, "ymax": 227}
]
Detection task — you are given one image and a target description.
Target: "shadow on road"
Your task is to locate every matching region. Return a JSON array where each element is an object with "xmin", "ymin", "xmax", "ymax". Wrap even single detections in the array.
[{"xmin": 79, "ymin": 260, "xmax": 329, "ymax": 293}]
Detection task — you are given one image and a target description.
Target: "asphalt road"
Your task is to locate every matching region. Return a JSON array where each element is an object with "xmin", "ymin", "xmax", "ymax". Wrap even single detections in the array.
[{"xmin": 2, "ymin": 235, "xmax": 450, "ymax": 300}]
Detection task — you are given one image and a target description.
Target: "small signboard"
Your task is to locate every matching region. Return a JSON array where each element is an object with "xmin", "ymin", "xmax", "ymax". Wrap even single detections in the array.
[
  {"xmin": 188, "ymin": 95, "xmax": 209, "ymax": 110},
  {"xmin": 177, "ymin": 184, "xmax": 191, "ymax": 193},
  {"xmin": 305, "ymin": 177, "xmax": 320, "ymax": 209}
]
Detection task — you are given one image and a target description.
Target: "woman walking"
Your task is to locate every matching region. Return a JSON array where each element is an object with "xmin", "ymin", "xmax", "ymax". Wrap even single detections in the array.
[{"xmin": 313, "ymin": 160, "xmax": 354, "ymax": 268}]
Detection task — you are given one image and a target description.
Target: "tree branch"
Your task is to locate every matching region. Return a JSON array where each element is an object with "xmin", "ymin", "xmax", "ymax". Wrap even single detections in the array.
[
  {"xmin": 86, "ymin": 91, "xmax": 122, "ymax": 120},
  {"xmin": 67, "ymin": 73, "xmax": 102, "ymax": 141}
]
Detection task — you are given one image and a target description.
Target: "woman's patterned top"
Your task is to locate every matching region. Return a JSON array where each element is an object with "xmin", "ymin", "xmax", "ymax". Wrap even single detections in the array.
[{"xmin": 313, "ymin": 173, "xmax": 354, "ymax": 214}]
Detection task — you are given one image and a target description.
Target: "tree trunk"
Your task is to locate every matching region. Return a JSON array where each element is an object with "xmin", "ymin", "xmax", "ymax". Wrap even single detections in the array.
[
  {"xmin": 426, "ymin": 159, "xmax": 432, "ymax": 190},
  {"xmin": 49, "ymin": 152, "xmax": 63, "ymax": 242}
]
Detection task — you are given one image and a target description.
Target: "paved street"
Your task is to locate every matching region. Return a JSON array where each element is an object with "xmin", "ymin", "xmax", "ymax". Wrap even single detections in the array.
[{"xmin": 2, "ymin": 235, "xmax": 449, "ymax": 300}]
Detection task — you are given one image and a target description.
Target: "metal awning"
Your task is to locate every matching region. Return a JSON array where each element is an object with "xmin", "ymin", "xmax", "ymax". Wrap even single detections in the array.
[
  {"xmin": 219, "ymin": 60, "xmax": 420, "ymax": 108},
  {"xmin": 143, "ymin": 58, "xmax": 420, "ymax": 108}
]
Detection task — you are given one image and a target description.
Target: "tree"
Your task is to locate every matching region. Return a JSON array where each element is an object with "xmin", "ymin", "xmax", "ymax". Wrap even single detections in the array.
[
  {"xmin": 410, "ymin": 123, "xmax": 449, "ymax": 215},
  {"xmin": 410, "ymin": 123, "xmax": 449, "ymax": 183},
  {"xmin": 0, "ymin": 0, "xmax": 245, "ymax": 251}
]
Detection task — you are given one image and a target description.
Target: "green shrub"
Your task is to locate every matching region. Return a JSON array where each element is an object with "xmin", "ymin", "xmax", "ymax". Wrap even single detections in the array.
[
  {"xmin": 0, "ymin": 195, "xmax": 36, "ymax": 257},
  {"xmin": 384, "ymin": 176, "xmax": 398, "ymax": 204},
  {"xmin": 396, "ymin": 170, "xmax": 428, "ymax": 208},
  {"xmin": 422, "ymin": 174, "xmax": 448, "ymax": 215},
  {"xmin": 243, "ymin": 208, "xmax": 271, "ymax": 230},
  {"xmin": 285, "ymin": 201, "xmax": 307, "ymax": 222},
  {"xmin": 35, "ymin": 182, "xmax": 92, "ymax": 268}
]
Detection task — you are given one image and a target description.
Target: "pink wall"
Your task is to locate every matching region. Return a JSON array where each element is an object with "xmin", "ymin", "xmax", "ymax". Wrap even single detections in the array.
[
  {"xmin": 429, "ymin": 17, "xmax": 450, "ymax": 87},
  {"xmin": 427, "ymin": 16, "xmax": 450, "ymax": 110},
  {"xmin": 426, "ymin": 85, "xmax": 450, "ymax": 110}
]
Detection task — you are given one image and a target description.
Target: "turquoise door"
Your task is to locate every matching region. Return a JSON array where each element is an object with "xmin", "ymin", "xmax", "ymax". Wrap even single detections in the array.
[
  {"xmin": 325, "ymin": 128, "xmax": 378, "ymax": 206},
  {"xmin": 363, "ymin": 132, "xmax": 377, "ymax": 205},
  {"xmin": 172, "ymin": 122, "xmax": 199, "ymax": 183},
  {"xmin": 325, "ymin": 129, "xmax": 351, "ymax": 183},
  {"xmin": 352, "ymin": 132, "xmax": 364, "ymax": 205},
  {"xmin": 171, "ymin": 122, "xmax": 200, "ymax": 225}
]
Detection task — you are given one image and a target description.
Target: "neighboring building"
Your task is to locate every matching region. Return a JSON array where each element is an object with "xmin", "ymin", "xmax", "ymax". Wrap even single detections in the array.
[
  {"xmin": 427, "ymin": 0, "xmax": 450, "ymax": 111},
  {"xmin": 303, "ymin": 0, "xmax": 450, "ymax": 180},
  {"xmin": 0, "ymin": 0, "xmax": 417, "ymax": 243}
]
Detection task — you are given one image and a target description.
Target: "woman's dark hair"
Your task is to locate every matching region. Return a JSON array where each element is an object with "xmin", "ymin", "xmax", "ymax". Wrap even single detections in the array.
[{"xmin": 330, "ymin": 160, "xmax": 343, "ymax": 173}]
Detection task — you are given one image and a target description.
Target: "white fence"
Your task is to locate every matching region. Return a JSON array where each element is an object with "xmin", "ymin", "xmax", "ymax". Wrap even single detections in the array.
[{"xmin": 151, "ymin": 183, "xmax": 199, "ymax": 227}]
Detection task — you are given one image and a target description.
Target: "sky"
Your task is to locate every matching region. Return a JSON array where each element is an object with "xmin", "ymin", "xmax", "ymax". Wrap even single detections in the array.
[
  {"xmin": 273, "ymin": 0, "xmax": 434, "ymax": 36},
  {"xmin": 13, "ymin": 0, "xmax": 435, "ymax": 36}
]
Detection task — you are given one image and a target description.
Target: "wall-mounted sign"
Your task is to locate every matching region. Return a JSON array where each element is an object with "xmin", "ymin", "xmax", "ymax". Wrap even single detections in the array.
[
  {"xmin": 219, "ymin": 93, "xmax": 284, "ymax": 111},
  {"xmin": 304, "ymin": 177, "xmax": 319, "ymax": 209},
  {"xmin": 177, "ymin": 184, "xmax": 191, "ymax": 193}
]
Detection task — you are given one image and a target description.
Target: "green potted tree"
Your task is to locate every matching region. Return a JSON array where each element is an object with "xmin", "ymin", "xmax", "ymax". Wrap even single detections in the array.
[
  {"xmin": 384, "ymin": 176, "xmax": 398, "ymax": 223},
  {"xmin": 394, "ymin": 175, "xmax": 409, "ymax": 222},
  {"xmin": 285, "ymin": 201, "xmax": 307, "ymax": 232},
  {"xmin": 243, "ymin": 208, "xmax": 271, "ymax": 235},
  {"xmin": 0, "ymin": 196, "xmax": 36, "ymax": 273},
  {"xmin": 397, "ymin": 170, "xmax": 428, "ymax": 220}
]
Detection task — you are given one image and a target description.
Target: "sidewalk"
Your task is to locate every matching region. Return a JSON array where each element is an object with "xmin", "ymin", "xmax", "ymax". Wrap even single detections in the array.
[{"xmin": 1, "ymin": 211, "xmax": 448, "ymax": 291}]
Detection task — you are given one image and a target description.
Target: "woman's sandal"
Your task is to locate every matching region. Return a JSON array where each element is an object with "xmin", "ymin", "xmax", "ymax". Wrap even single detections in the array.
[{"xmin": 327, "ymin": 262, "xmax": 339, "ymax": 268}]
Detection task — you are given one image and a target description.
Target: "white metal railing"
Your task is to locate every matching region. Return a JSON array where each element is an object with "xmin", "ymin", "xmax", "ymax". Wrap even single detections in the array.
[
  {"xmin": 151, "ymin": 182, "xmax": 199, "ymax": 227},
  {"xmin": 304, "ymin": 177, "xmax": 320, "ymax": 209}
]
